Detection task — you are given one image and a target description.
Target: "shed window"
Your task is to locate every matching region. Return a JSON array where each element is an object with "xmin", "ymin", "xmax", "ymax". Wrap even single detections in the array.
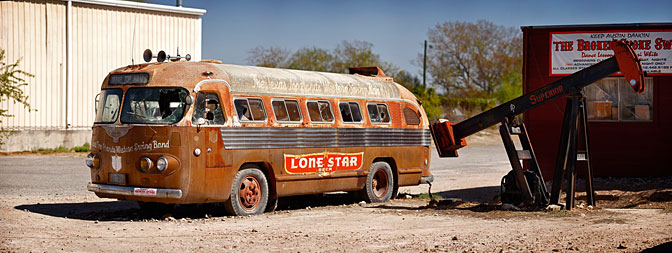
[
  {"xmin": 403, "ymin": 107, "xmax": 421, "ymax": 125},
  {"xmin": 339, "ymin": 102, "xmax": 363, "ymax": 123},
  {"xmin": 272, "ymin": 99, "xmax": 301, "ymax": 123},
  {"xmin": 307, "ymin": 100, "xmax": 334, "ymax": 123},
  {"xmin": 367, "ymin": 103, "xmax": 390, "ymax": 124},
  {"xmin": 585, "ymin": 78, "xmax": 653, "ymax": 121},
  {"xmin": 234, "ymin": 97, "xmax": 266, "ymax": 121}
]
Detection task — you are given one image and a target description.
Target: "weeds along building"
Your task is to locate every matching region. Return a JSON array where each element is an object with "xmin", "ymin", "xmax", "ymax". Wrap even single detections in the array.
[{"xmin": 0, "ymin": 0, "xmax": 205, "ymax": 152}]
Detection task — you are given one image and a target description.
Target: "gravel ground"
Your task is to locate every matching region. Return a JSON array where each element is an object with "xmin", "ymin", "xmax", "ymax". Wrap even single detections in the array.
[{"xmin": 1, "ymin": 134, "xmax": 671, "ymax": 252}]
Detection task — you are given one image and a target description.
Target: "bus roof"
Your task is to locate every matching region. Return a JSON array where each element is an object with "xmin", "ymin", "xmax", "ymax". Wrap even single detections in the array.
[
  {"xmin": 110, "ymin": 62, "xmax": 410, "ymax": 100},
  {"xmin": 216, "ymin": 64, "xmax": 401, "ymax": 99}
]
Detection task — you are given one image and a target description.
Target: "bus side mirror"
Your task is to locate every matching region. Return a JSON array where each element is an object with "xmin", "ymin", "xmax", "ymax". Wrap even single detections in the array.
[
  {"xmin": 94, "ymin": 93, "xmax": 101, "ymax": 113},
  {"xmin": 185, "ymin": 95, "xmax": 194, "ymax": 105}
]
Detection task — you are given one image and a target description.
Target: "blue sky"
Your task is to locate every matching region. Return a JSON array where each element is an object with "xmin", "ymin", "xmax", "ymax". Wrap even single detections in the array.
[{"xmin": 149, "ymin": 0, "xmax": 672, "ymax": 76}]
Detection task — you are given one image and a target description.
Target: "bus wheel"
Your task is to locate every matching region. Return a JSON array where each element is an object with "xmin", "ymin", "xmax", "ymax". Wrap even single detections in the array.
[
  {"xmin": 224, "ymin": 167, "xmax": 269, "ymax": 216},
  {"xmin": 361, "ymin": 162, "xmax": 394, "ymax": 203},
  {"xmin": 265, "ymin": 197, "xmax": 278, "ymax": 213}
]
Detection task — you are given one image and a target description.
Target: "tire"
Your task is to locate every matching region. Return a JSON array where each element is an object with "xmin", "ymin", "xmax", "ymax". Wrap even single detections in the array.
[
  {"xmin": 265, "ymin": 197, "xmax": 278, "ymax": 213},
  {"xmin": 224, "ymin": 167, "xmax": 269, "ymax": 216},
  {"xmin": 360, "ymin": 161, "xmax": 394, "ymax": 203}
]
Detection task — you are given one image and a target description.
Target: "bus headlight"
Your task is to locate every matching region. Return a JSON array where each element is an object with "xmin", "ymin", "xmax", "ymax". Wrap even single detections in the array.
[
  {"xmin": 140, "ymin": 157, "xmax": 153, "ymax": 171},
  {"xmin": 156, "ymin": 156, "xmax": 168, "ymax": 172},
  {"xmin": 86, "ymin": 153, "xmax": 100, "ymax": 169}
]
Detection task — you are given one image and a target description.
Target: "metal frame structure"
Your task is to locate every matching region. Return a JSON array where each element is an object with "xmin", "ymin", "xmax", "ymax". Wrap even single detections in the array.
[{"xmin": 431, "ymin": 41, "xmax": 645, "ymax": 209}]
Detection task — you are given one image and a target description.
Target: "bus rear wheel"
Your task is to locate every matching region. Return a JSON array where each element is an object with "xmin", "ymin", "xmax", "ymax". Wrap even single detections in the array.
[
  {"xmin": 224, "ymin": 167, "xmax": 269, "ymax": 216},
  {"xmin": 361, "ymin": 161, "xmax": 394, "ymax": 203}
]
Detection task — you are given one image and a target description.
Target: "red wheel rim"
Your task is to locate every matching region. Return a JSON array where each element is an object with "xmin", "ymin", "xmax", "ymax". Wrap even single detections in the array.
[
  {"xmin": 238, "ymin": 175, "xmax": 261, "ymax": 211},
  {"xmin": 372, "ymin": 169, "xmax": 389, "ymax": 199}
]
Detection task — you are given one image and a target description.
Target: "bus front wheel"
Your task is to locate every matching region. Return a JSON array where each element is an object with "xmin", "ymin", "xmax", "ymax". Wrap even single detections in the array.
[
  {"xmin": 361, "ymin": 161, "xmax": 394, "ymax": 203},
  {"xmin": 224, "ymin": 167, "xmax": 269, "ymax": 216}
]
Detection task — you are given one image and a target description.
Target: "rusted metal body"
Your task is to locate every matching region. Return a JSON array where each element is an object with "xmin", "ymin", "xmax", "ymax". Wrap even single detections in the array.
[{"xmin": 87, "ymin": 61, "xmax": 432, "ymax": 209}]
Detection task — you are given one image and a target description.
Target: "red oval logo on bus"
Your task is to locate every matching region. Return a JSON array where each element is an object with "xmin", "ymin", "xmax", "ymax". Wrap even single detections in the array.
[{"xmin": 284, "ymin": 152, "xmax": 364, "ymax": 175}]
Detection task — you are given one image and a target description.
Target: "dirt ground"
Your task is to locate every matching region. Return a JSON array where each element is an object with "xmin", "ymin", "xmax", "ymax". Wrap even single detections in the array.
[{"xmin": 1, "ymin": 132, "xmax": 671, "ymax": 252}]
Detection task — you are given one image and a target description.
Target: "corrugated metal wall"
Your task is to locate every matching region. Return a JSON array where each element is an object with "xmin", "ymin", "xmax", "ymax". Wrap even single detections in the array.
[{"xmin": 0, "ymin": 0, "xmax": 203, "ymax": 129}]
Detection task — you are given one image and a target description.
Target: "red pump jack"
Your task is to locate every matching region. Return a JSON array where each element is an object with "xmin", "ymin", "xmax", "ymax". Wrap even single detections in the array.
[{"xmin": 430, "ymin": 41, "xmax": 645, "ymax": 210}]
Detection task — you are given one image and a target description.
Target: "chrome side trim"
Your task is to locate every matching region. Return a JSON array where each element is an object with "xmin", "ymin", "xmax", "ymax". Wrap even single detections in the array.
[
  {"xmin": 220, "ymin": 127, "xmax": 431, "ymax": 149},
  {"xmin": 420, "ymin": 175, "xmax": 434, "ymax": 184},
  {"xmin": 87, "ymin": 183, "xmax": 183, "ymax": 199}
]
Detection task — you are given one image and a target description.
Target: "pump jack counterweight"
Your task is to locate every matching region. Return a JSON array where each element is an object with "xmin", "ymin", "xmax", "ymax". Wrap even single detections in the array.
[{"xmin": 430, "ymin": 41, "xmax": 645, "ymax": 209}]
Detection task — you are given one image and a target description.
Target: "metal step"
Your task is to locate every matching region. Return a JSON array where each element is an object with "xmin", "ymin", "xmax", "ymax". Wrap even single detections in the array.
[
  {"xmin": 517, "ymin": 150, "xmax": 532, "ymax": 160},
  {"xmin": 509, "ymin": 126, "xmax": 522, "ymax": 135}
]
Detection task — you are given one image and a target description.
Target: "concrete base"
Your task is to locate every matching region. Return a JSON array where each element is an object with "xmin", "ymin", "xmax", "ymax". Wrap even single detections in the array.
[{"xmin": 1, "ymin": 129, "xmax": 92, "ymax": 152}]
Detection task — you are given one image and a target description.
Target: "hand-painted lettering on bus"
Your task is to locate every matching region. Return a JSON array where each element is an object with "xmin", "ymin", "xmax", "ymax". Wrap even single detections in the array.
[{"xmin": 284, "ymin": 152, "xmax": 364, "ymax": 175}]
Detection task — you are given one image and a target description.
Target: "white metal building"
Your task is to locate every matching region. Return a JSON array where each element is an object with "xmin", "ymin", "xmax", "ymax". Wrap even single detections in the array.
[{"xmin": 0, "ymin": 0, "xmax": 206, "ymax": 151}]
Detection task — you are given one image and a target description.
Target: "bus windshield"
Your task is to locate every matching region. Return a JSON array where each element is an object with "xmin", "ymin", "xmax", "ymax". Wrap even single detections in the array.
[{"xmin": 120, "ymin": 87, "xmax": 190, "ymax": 124}]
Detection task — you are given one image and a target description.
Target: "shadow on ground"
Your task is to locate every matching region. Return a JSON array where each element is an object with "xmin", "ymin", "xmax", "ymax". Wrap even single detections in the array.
[
  {"xmin": 369, "ymin": 186, "xmax": 505, "ymax": 213},
  {"xmin": 433, "ymin": 186, "xmax": 500, "ymax": 203},
  {"xmin": 15, "ymin": 201, "xmax": 225, "ymax": 221},
  {"xmin": 641, "ymin": 241, "xmax": 672, "ymax": 252},
  {"xmin": 14, "ymin": 193, "xmax": 364, "ymax": 221}
]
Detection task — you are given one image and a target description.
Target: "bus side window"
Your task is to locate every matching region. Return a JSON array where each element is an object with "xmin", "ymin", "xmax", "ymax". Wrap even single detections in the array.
[
  {"xmin": 192, "ymin": 92, "xmax": 225, "ymax": 125},
  {"xmin": 235, "ymin": 97, "xmax": 266, "ymax": 122},
  {"xmin": 307, "ymin": 100, "xmax": 334, "ymax": 123},
  {"xmin": 368, "ymin": 103, "xmax": 390, "ymax": 124},
  {"xmin": 403, "ymin": 107, "xmax": 420, "ymax": 125},
  {"xmin": 339, "ymin": 101, "xmax": 362, "ymax": 123},
  {"xmin": 285, "ymin": 100, "xmax": 301, "ymax": 121},
  {"xmin": 272, "ymin": 99, "xmax": 301, "ymax": 123}
]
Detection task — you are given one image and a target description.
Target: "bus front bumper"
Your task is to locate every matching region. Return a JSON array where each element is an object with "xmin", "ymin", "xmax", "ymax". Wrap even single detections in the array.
[{"xmin": 87, "ymin": 183, "xmax": 183, "ymax": 199}]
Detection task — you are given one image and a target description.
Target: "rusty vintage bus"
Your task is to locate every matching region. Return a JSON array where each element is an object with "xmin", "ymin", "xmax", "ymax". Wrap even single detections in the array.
[{"xmin": 86, "ymin": 56, "xmax": 433, "ymax": 216}]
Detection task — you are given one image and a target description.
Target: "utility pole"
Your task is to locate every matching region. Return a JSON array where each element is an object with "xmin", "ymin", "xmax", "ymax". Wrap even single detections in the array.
[{"xmin": 423, "ymin": 40, "xmax": 427, "ymax": 89}]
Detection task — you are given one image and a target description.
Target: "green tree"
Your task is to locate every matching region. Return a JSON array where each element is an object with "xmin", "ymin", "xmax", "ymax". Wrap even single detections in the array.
[
  {"xmin": 333, "ymin": 41, "xmax": 381, "ymax": 73},
  {"xmin": 1, "ymin": 49, "xmax": 33, "ymax": 146},
  {"xmin": 423, "ymin": 20, "xmax": 522, "ymax": 97},
  {"xmin": 287, "ymin": 46, "xmax": 334, "ymax": 72},
  {"xmin": 247, "ymin": 40, "xmax": 399, "ymax": 76},
  {"xmin": 394, "ymin": 70, "xmax": 421, "ymax": 90},
  {"xmin": 393, "ymin": 71, "xmax": 444, "ymax": 120},
  {"xmin": 493, "ymin": 70, "xmax": 522, "ymax": 103},
  {"xmin": 246, "ymin": 46, "xmax": 290, "ymax": 68}
]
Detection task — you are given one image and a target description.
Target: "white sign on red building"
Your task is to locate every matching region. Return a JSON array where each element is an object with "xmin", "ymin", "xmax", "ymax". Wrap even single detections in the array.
[{"xmin": 550, "ymin": 30, "xmax": 672, "ymax": 75}]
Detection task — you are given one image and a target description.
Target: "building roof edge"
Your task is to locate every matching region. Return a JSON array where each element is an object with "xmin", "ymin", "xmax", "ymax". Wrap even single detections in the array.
[{"xmin": 67, "ymin": 0, "xmax": 206, "ymax": 16}]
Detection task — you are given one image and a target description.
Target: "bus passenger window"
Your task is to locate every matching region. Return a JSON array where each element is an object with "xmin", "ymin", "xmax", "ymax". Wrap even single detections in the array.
[
  {"xmin": 272, "ymin": 99, "xmax": 301, "ymax": 123},
  {"xmin": 307, "ymin": 100, "xmax": 333, "ymax": 123},
  {"xmin": 403, "ymin": 107, "xmax": 420, "ymax": 125},
  {"xmin": 285, "ymin": 100, "xmax": 301, "ymax": 121},
  {"xmin": 192, "ymin": 92, "xmax": 225, "ymax": 125},
  {"xmin": 368, "ymin": 103, "xmax": 390, "ymax": 124},
  {"xmin": 339, "ymin": 102, "xmax": 362, "ymax": 123},
  {"xmin": 235, "ymin": 98, "xmax": 266, "ymax": 121}
]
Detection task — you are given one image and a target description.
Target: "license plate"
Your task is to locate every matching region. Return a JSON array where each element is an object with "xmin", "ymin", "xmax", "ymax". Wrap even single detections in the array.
[
  {"xmin": 109, "ymin": 173, "xmax": 126, "ymax": 185},
  {"xmin": 134, "ymin": 188, "xmax": 157, "ymax": 196}
]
